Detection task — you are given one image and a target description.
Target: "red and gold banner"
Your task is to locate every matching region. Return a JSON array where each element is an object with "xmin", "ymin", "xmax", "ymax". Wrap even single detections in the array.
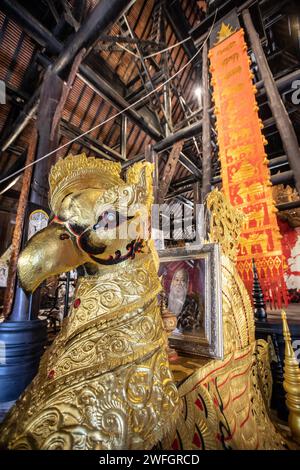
[{"xmin": 209, "ymin": 28, "xmax": 288, "ymax": 307}]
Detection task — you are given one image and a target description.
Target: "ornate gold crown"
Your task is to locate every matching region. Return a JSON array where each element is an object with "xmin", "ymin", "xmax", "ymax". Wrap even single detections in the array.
[
  {"xmin": 126, "ymin": 161, "xmax": 154, "ymax": 210},
  {"xmin": 49, "ymin": 153, "xmax": 122, "ymax": 213}
]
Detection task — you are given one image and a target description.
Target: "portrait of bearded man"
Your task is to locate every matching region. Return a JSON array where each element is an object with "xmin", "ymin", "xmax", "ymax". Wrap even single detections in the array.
[{"xmin": 168, "ymin": 267, "xmax": 203, "ymax": 334}]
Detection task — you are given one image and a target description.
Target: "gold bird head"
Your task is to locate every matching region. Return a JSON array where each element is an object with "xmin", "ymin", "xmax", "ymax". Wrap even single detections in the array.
[{"xmin": 18, "ymin": 154, "xmax": 154, "ymax": 293}]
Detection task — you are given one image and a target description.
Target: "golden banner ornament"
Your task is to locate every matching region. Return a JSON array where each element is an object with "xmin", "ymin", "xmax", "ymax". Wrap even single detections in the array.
[{"xmin": 209, "ymin": 29, "xmax": 288, "ymax": 308}]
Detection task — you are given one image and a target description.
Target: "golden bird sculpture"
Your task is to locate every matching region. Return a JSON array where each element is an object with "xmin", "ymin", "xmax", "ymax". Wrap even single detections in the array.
[{"xmin": 0, "ymin": 155, "xmax": 290, "ymax": 450}]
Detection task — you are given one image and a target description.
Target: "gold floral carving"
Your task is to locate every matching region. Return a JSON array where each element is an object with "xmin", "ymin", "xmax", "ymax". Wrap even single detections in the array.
[{"xmin": 207, "ymin": 189, "xmax": 245, "ymax": 263}]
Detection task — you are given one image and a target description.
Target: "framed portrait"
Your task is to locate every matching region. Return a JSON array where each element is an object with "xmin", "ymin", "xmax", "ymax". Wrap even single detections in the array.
[{"xmin": 158, "ymin": 243, "xmax": 223, "ymax": 359}]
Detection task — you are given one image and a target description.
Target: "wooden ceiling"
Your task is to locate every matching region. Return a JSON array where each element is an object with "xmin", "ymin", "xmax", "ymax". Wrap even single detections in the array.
[{"xmin": 0, "ymin": 0, "xmax": 299, "ymax": 210}]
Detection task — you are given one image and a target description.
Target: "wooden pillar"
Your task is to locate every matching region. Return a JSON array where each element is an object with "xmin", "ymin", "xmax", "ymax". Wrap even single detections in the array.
[
  {"xmin": 145, "ymin": 144, "xmax": 160, "ymax": 245},
  {"xmin": 8, "ymin": 51, "xmax": 85, "ymax": 321},
  {"xmin": 158, "ymin": 141, "xmax": 184, "ymax": 204},
  {"xmin": 145, "ymin": 144, "xmax": 159, "ymax": 204},
  {"xmin": 30, "ymin": 70, "xmax": 64, "ymax": 207},
  {"xmin": 193, "ymin": 181, "xmax": 201, "ymax": 206},
  {"xmin": 121, "ymin": 115, "xmax": 127, "ymax": 160},
  {"xmin": 201, "ymin": 40, "xmax": 212, "ymax": 202},
  {"xmin": 242, "ymin": 9, "xmax": 300, "ymax": 196},
  {"xmin": 3, "ymin": 128, "xmax": 37, "ymax": 318},
  {"xmin": 31, "ymin": 49, "xmax": 85, "ymax": 206},
  {"xmin": 194, "ymin": 181, "xmax": 205, "ymax": 240}
]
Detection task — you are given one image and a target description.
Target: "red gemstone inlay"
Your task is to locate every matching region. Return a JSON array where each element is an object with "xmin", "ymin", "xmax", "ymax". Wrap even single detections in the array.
[
  {"xmin": 195, "ymin": 398, "xmax": 204, "ymax": 410},
  {"xmin": 48, "ymin": 370, "xmax": 55, "ymax": 380},
  {"xmin": 171, "ymin": 438, "xmax": 179, "ymax": 450},
  {"xmin": 74, "ymin": 298, "xmax": 81, "ymax": 309},
  {"xmin": 192, "ymin": 432, "xmax": 202, "ymax": 448}
]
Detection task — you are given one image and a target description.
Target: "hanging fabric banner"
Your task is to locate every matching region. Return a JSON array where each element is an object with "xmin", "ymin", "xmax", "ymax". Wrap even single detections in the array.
[{"xmin": 209, "ymin": 27, "xmax": 288, "ymax": 308}]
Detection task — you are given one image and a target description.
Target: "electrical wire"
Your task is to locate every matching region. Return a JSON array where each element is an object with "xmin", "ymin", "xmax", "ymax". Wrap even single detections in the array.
[
  {"xmin": 115, "ymin": 42, "xmax": 139, "ymax": 58},
  {"xmin": 116, "ymin": 37, "xmax": 192, "ymax": 60},
  {"xmin": 143, "ymin": 37, "xmax": 192, "ymax": 59},
  {"xmin": 0, "ymin": 9, "xmax": 218, "ymax": 186},
  {"xmin": 117, "ymin": 36, "xmax": 191, "ymax": 59}
]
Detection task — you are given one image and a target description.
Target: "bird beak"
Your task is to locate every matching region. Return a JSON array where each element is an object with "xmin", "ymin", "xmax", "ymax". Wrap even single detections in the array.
[{"xmin": 17, "ymin": 223, "xmax": 87, "ymax": 293}]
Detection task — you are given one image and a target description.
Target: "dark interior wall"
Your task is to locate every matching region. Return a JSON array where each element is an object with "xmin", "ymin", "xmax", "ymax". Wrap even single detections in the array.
[
  {"xmin": 0, "ymin": 211, "xmax": 15, "ymax": 307},
  {"xmin": 0, "ymin": 211, "xmax": 14, "ymax": 254}
]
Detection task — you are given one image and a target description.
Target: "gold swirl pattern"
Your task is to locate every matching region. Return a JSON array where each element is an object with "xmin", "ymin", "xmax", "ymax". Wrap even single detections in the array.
[
  {"xmin": 221, "ymin": 255, "xmax": 255, "ymax": 355},
  {"xmin": 64, "ymin": 256, "xmax": 161, "ymax": 340},
  {"xmin": 166, "ymin": 345, "xmax": 285, "ymax": 450},
  {"xmin": 0, "ymin": 252, "xmax": 179, "ymax": 450}
]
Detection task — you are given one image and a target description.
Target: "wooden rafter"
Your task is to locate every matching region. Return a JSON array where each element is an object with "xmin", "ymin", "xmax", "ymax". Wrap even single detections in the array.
[{"xmin": 158, "ymin": 140, "xmax": 184, "ymax": 203}]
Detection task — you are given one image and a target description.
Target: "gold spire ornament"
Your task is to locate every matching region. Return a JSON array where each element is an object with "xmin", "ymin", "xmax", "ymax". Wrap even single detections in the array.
[
  {"xmin": 281, "ymin": 310, "xmax": 300, "ymax": 444},
  {"xmin": 160, "ymin": 289, "xmax": 179, "ymax": 362},
  {"xmin": 215, "ymin": 22, "xmax": 235, "ymax": 45}
]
